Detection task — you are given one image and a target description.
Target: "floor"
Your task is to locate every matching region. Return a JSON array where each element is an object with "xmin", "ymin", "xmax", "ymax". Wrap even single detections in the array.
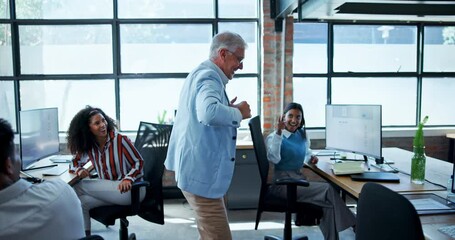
[{"xmin": 91, "ymin": 198, "xmax": 356, "ymax": 240}]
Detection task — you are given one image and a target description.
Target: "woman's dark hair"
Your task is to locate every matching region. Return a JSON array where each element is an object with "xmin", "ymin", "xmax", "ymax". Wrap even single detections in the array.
[
  {"xmin": 283, "ymin": 102, "xmax": 306, "ymax": 139},
  {"xmin": 67, "ymin": 106, "xmax": 117, "ymax": 154},
  {"xmin": 0, "ymin": 118, "xmax": 15, "ymax": 171}
]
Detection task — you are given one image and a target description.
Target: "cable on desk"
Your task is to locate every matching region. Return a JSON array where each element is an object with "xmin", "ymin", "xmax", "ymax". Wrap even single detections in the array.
[{"xmin": 379, "ymin": 163, "xmax": 447, "ymax": 190}]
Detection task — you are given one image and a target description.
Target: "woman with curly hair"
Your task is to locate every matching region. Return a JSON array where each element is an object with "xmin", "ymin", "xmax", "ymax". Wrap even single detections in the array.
[{"xmin": 67, "ymin": 105, "xmax": 145, "ymax": 237}]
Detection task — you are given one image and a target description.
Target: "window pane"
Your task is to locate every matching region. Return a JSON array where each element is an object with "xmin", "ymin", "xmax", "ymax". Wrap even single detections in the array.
[
  {"xmin": 15, "ymin": 0, "xmax": 112, "ymax": 19},
  {"xmin": 219, "ymin": 22, "xmax": 258, "ymax": 74},
  {"xmin": 119, "ymin": 79, "xmax": 184, "ymax": 131},
  {"xmin": 293, "ymin": 77, "xmax": 327, "ymax": 128},
  {"xmin": 120, "ymin": 24, "xmax": 211, "ymax": 73},
  {"xmin": 218, "ymin": 0, "xmax": 257, "ymax": 18},
  {"xmin": 422, "ymin": 78, "xmax": 455, "ymax": 125},
  {"xmin": 225, "ymin": 77, "xmax": 258, "ymax": 129},
  {"xmin": 0, "ymin": 81, "xmax": 16, "ymax": 131},
  {"xmin": 19, "ymin": 25, "xmax": 112, "ymax": 74},
  {"xmin": 118, "ymin": 0, "xmax": 213, "ymax": 19},
  {"xmin": 20, "ymin": 80, "xmax": 115, "ymax": 132},
  {"xmin": 333, "ymin": 25, "xmax": 417, "ymax": 72},
  {"xmin": 294, "ymin": 22, "xmax": 328, "ymax": 73},
  {"xmin": 0, "ymin": 24, "xmax": 13, "ymax": 76},
  {"xmin": 119, "ymin": 77, "xmax": 258, "ymax": 131},
  {"xmin": 424, "ymin": 26, "xmax": 455, "ymax": 72},
  {"xmin": 0, "ymin": 0, "xmax": 9, "ymax": 18},
  {"xmin": 331, "ymin": 77, "xmax": 417, "ymax": 126}
]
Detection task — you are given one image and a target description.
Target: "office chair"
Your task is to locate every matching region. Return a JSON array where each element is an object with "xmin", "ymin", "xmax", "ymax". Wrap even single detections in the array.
[
  {"xmin": 135, "ymin": 122, "xmax": 172, "ymax": 225},
  {"xmin": 79, "ymin": 235, "xmax": 104, "ymax": 240},
  {"xmin": 89, "ymin": 122, "xmax": 171, "ymax": 240},
  {"xmin": 355, "ymin": 182, "xmax": 425, "ymax": 240},
  {"xmin": 248, "ymin": 116, "xmax": 323, "ymax": 240}
]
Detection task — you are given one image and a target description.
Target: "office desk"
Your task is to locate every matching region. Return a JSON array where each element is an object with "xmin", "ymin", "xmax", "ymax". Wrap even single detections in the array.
[
  {"xmin": 306, "ymin": 147, "xmax": 454, "ymax": 240},
  {"xmin": 306, "ymin": 147, "xmax": 447, "ymax": 199},
  {"xmin": 21, "ymin": 157, "xmax": 92, "ymax": 186}
]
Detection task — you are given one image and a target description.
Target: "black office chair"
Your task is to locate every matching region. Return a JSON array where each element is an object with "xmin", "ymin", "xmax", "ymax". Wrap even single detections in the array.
[
  {"xmin": 89, "ymin": 122, "xmax": 171, "ymax": 240},
  {"xmin": 135, "ymin": 122, "xmax": 172, "ymax": 225},
  {"xmin": 79, "ymin": 235, "xmax": 104, "ymax": 240},
  {"xmin": 248, "ymin": 116, "xmax": 323, "ymax": 240},
  {"xmin": 355, "ymin": 182, "xmax": 425, "ymax": 240}
]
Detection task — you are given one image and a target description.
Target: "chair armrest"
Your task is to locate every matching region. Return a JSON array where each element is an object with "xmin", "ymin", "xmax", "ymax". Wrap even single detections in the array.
[
  {"xmin": 275, "ymin": 177, "xmax": 310, "ymax": 187},
  {"xmin": 275, "ymin": 177, "xmax": 309, "ymax": 207},
  {"xmin": 130, "ymin": 180, "xmax": 150, "ymax": 213}
]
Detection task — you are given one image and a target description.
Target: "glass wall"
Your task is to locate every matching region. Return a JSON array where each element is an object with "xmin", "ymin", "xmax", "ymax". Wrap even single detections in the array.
[
  {"xmin": 0, "ymin": 0, "xmax": 260, "ymax": 132},
  {"xmin": 294, "ymin": 22, "xmax": 455, "ymax": 128}
]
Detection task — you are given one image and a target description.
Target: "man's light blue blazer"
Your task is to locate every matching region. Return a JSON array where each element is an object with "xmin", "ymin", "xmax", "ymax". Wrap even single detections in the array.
[{"xmin": 165, "ymin": 60, "xmax": 243, "ymax": 199}]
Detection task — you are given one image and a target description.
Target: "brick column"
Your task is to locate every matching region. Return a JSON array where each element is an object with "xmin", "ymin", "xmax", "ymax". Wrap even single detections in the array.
[{"xmin": 262, "ymin": 0, "xmax": 294, "ymax": 135}]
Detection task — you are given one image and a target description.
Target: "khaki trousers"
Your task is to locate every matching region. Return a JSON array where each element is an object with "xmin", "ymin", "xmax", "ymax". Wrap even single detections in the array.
[{"xmin": 182, "ymin": 190, "xmax": 232, "ymax": 240}]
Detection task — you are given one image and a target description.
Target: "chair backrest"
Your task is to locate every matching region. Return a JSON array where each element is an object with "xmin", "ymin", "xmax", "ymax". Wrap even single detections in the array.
[
  {"xmin": 356, "ymin": 182, "xmax": 425, "ymax": 240},
  {"xmin": 135, "ymin": 121, "xmax": 172, "ymax": 225},
  {"xmin": 248, "ymin": 116, "xmax": 269, "ymax": 189}
]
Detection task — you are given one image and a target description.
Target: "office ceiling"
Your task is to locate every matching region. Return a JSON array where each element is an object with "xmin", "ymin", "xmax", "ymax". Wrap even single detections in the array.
[{"xmin": 297, "ymin": 0, "xmax": 455, "ymax": 23}]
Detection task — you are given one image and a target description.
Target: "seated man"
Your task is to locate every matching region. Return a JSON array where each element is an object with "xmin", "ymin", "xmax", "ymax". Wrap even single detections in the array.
[{"xmin": 0, "ymin": 118, "xmax": 85, "ymax": 240}]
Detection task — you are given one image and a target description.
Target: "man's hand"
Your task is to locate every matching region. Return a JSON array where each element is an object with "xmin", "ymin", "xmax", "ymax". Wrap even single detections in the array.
[{"xmin": 230, "ymin": 97, "xmax": 251, "ymax": 119}]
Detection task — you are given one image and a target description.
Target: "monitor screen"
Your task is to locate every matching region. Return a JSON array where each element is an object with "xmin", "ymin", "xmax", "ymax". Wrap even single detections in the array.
[
  {"xmin": 325, "ymin": 104, "xmax": 382, "ymax": 161},
  {"xmin": 19, "ymin": 107, "xmax": 60, "ymax": 170}
]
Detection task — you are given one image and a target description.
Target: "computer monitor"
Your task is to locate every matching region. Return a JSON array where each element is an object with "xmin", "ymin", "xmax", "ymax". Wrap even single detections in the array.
[
  {"xmin": 325, "ymin": 104, "xmax": 383, "ymax": 164},
  {"xmin": 19, "ymin": 107, "xmax": 60, "ymax": 170}
]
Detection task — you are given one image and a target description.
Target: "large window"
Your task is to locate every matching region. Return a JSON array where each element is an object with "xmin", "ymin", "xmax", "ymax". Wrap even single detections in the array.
[
  {"xmin": 333, "ymin": 25, "xmax": 417, "ymax": 73},
  {"xmin": 1, "ymin": 0, "xmax": 260, "ymax": 132},
  {"xmin": 293, "ymin": 22, "xmax": 455, "ymax": 128}
]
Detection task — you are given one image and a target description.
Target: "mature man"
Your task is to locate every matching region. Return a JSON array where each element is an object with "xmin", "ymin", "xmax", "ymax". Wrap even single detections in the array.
[
  {"xmin": 165, "ymin": 31, "xmax": 251, "ymax": 240},
  {"xmin": 0, "ymin": 118, "xmax": 85, "ymax": 240}
]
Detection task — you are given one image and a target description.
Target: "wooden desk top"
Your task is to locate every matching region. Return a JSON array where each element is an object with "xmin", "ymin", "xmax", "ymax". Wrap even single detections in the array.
[
  {"xmin": 447, "ymin": 133, "xmax": 455, "ymax": 139},
  {"xmin": 21, "ymin": 157, "xmax": 92, "ymax": 186},
  {"xmin": 307, "ymin": 147, "xmax": 455, "ymax": 240},
  {"xmin": 236, "ymin": 140, "xmax": 253, "ymax": 150},
  {"xmin": 307, "ymin": 147, "xmax": 447, "ymax": 199}
]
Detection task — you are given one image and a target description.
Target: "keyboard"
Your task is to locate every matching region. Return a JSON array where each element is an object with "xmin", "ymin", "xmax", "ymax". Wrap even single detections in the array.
[
  {"xmin": 439, "ymin": 225, "xmax": 455, "ymax": 238},
  {"xmin": 314, "ymin": 149, "xmax": 338, "ymax": 156},
  {"xmin": 50, "ymin": 155, "xmax": 73, "ymax": 163}
]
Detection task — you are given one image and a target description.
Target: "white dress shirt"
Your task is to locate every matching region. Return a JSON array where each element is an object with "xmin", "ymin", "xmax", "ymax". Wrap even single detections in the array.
[{"xmin": 0, "ymin": 179, "xmax": 85, "ymax": 240}]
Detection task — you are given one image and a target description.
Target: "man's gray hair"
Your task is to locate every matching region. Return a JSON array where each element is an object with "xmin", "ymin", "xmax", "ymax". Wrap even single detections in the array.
[{"xmin": 209, "ymin": 31, "xmax": 248, "ymax": 60}]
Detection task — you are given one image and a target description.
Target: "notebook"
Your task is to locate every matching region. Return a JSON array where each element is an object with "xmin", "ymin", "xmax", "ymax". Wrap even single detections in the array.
[
  {"xmin": 332, "ymin": 162, "xmax": 365, "ymax": 175},
  {"xmin": 42, "ymin": 165, "xmax": 69, "ymax": 176},
  {"xmin": 350, "ymin": 172, "xmax": 400, "ymax": 183}
]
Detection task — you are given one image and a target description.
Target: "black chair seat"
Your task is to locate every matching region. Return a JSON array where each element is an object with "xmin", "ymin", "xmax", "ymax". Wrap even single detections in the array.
[{"xmin": 90, "ymin": 205, "xmax": 133, "ymax": 226}]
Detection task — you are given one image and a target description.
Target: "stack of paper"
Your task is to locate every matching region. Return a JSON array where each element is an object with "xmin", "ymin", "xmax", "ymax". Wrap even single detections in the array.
[{"xmin": 332, "ymin": 162, "xmax": 365, "ymax": 175}]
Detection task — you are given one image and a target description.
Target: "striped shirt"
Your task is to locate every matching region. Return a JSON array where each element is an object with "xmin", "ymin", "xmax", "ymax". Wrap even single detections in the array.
[{"xmin": 71, "ymin": 131, "xmax": 144, "ymax": 182}]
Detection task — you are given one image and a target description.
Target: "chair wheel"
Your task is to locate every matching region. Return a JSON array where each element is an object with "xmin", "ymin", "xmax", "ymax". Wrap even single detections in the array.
[{"xmin": 128, "ymin": 233, "xmax": 136, "ymax": 240}]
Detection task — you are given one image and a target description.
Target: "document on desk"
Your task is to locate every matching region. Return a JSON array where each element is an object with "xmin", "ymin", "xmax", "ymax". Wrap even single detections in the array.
[
  {"xmin": 410, "ymin": 198, "xmax": 451, "ymax": 210},
  {"xmin": 332, "ymin": 162, "xmax": 365, "ymax": 175},
  {"xmin": 405, "ymin": 193, "xmax": 455, "ymax": 215}
]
